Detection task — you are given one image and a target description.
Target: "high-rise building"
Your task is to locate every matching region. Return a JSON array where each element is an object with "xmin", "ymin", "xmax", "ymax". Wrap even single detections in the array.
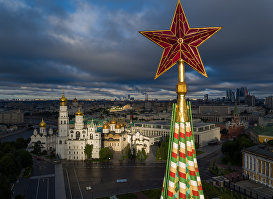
[
  {"xmin": 245, "ymin": 95, "xmax": 256, "ymax": 107},
  {"xmin": 204, "ymin": 94, "xmax": 208, "ymax": 102},
  {"xmin": 265, "ymin": 96, "xmax": 273, "ymax": 109}
]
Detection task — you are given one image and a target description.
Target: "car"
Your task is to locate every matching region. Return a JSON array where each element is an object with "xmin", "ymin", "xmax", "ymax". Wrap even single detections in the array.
[
  {"xmin": 86, "ymin": 186, "xmax": 92, "ymax": 191},
  {"xmin": 116, "ymin": 179, "xmax": 127, "ymax": 183},
  {"xmin": 37, "ymin": 156, "xmax": 42, "ymax": 161}
]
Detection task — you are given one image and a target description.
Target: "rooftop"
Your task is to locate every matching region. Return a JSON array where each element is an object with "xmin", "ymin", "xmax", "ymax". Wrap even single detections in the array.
[
  {"xmin": 251, "ymin": 126, "xmax": 273, "ymax": 137},
  {"xmin": 243, "ymin": 145, "xmax": 273, "ymax": 160}
]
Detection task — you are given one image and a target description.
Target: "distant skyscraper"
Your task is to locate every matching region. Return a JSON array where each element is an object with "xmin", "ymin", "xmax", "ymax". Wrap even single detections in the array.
[
  {"xmin": 265, "ymin": 96, "xmax": 273, "ymax": 109},
  {"xmin": 204, "ymin": 94, "xmax": 208, "ymax": 102},
  {"xmin": 245, "ymin": 95, "xmax": 255, "ymax": 107},
  {"xmin": 226, "ymin": 89, "xmax": 232, "ymax": 101}
]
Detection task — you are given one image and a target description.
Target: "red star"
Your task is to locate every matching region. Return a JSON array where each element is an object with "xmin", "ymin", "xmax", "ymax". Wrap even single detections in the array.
[{"xmin": 140, "ymin": 0, "xmax": 222, "ymax": 79}]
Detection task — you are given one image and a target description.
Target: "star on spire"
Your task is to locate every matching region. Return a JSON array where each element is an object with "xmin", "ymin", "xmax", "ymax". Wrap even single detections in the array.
[{"xmin": 139, "ymin": 1, "xmax": 222, "ymax": 79}]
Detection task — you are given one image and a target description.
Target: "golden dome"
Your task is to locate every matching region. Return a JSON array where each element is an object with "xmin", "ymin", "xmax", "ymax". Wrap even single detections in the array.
[
  {"xmin": 113, "ymin": 134, "xmax": 121, "ymax": 139},
  {"xmin": 115, "ymin": 123, "xmax": 121, "ymax": 129},
  {"xmin": 103, "ymin": 123, "xmax": 109, "ymax": 129},
  {"xmin": 110, "ymin": 118, "xmax": 117, "ymax": 124},
  {"xmin": 60, "ymin": 89, "xmax": 67, "ymax": 106},
  {"xmin": 40, "ymin": 118, "xmax": 46, "ymax": 128},
  {"xmin": 72, "ymin": 98, "xmax": 78, "ymax": 103},
  {"xmin": 75, "ymin": 108, "xmax": 83, "ymax": 116}
]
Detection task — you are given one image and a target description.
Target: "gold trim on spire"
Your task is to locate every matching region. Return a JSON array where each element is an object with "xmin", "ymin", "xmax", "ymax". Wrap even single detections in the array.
[{"xmin": 176, "ymin": 59, "xmax": 188, "ymax": 122}]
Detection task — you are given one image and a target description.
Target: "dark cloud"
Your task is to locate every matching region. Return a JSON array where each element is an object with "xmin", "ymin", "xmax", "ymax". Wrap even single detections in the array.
[{"xmin": 0, "ymin": 0, "xmax": 273, "ymax": 99}]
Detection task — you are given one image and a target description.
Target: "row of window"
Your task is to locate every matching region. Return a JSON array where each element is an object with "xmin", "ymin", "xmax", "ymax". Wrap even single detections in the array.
[{"xmin": 68, "ymin": 151, "xmax": 84, "ymax": 154}]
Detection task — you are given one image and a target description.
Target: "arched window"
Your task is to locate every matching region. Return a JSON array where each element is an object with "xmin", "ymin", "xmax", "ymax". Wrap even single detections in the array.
[
  {"xmin": 76, "ymin": 131, "xmax": 80, "ymax": 140},
  {"xmin": 90, "ymin": 134, "xmax": 93, "ymax": 139},
  {"xmin": 59, "ymin": 140, "xmax": 62, "ymax": 144},
  {"xmin": 64, "ymin": 121, "xmax": 66, "ymax": 124},
  {"xmin": 61, "ymin": 121, "xmax": 62, "ymax": 124}
]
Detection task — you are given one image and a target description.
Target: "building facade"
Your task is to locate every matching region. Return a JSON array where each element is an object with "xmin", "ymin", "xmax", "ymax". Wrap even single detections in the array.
[
  {"xmin": 132, "ymin": 120, "xmax": 220, "ymax": 147},
  {"xmin": 242, "ymin": 145, "xmax": 273, "ymax": 188}
]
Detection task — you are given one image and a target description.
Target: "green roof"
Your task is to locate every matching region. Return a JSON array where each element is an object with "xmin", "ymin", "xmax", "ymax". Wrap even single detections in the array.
[{"xmin": 251, "ymin": 126, "xmax": 273, "ymax": 137}]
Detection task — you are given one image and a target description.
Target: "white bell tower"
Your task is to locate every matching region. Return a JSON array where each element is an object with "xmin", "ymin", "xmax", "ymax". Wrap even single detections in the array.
[{"xmin": 56, "ymin": 90, "xmax": 69, "ymax": 159}]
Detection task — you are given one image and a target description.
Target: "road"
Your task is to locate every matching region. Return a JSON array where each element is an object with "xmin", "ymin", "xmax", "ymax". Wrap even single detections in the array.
[
  {"xmin": 13, "ymin": 147, "xmax": 222, "ymax": 199},
  {"xmin": 12, "ymin": 157, "xmax": 55, "ymax": 199},
  {"xmin": 62, "ymin": 162, "xmax": 165, "ymax": 199},
  {"xmin": 62, "ymin": 148, "xmax": 222, "ymax": 199}
]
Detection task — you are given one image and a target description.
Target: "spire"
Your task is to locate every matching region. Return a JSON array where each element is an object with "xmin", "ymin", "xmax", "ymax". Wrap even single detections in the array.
[
  {"xmin": 40, "ymin": 118, "xmax": 46, "ymax": 128},
  {"xmin": 75, "ymin": 107, "xmax": 83, "ymax": 116},
  {"xmin": 234, "ymin": 102, "xmax": 239, "ymax": 116},
  {"xmin": 60, "ymin": 89, "xmax": 67, "ymax": 106}
]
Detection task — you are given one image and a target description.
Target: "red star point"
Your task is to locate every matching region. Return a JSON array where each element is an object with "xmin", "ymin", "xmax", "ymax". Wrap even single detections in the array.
[{"xmin": 140, "ymin": 1, "xmax": 222, "ymax": 79}]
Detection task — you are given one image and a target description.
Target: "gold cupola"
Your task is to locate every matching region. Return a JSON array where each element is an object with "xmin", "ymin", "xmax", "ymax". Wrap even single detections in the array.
[
  {"xmin": 115, "ymin": 123, "xmax": 121, "ymax": 129},
  {"xmin": 40, "ymin": 118, "xmax": 46, "ymax": 128},
  {"xmin": 75, "ymin": 108, "xmax": 83, "ymax": 116},
  {"xmin": 60, "ymin": 89, "xmax": 68, "ymax": 106},
  {"xmin": 110, "ymin": 118, "xmax": 117, "ymax": 124},
  {"xmin": 103, "ymin": 123, "xmax": 109, "ymax": 129},
  {"xmin": 72, "ymin": 97, "xmax": 78, "ymax": 103}
]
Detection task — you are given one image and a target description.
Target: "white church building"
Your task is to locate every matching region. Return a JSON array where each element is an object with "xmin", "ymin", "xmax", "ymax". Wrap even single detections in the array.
[{"xmin": 29, "ymin": 93, "xmax": 101, "ymax": 160}]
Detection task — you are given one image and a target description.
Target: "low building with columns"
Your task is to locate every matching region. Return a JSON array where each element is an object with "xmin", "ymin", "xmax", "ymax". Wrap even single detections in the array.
[
  {"xmin": 242, "ymin": 145, "xmax": 273, "ymax": 188},
  {"xmin": 101, "ymin": 119, "xmax": 128, "ymax": 152}
]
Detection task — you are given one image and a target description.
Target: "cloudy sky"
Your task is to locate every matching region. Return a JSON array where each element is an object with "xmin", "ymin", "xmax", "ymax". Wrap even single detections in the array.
[{"xmin": 0, "ymin": 0, "xmax": 273, "ymax": 100}]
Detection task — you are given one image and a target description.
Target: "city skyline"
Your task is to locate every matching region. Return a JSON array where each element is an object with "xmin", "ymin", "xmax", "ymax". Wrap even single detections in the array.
[{"xmin": 1, "ymin": 0, "xmax": 273, "ymax": 99}]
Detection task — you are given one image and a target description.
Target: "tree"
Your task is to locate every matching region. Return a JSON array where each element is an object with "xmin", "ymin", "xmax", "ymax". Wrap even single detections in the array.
[
  {"xmin": 32, "ymin": 142, "xmax": 41, "ymax": 155},
  {"xmin": 15, "ymin": 150, "xmax": 33, "ymax": 168},
  {"xmin": 99, "ymin": 147, "xmax": 113, "ymax": 162},
  {"xmin": 84, "ymin": 144, "xmax": 93, "ymax": 159},
  {"xmin": 136, "ymin": 148, "xmax": 148, "ymax": 161},
  {"xmin": 0, "ymin": 173, "xmax": 11, "ymax": 199},
  {"xmin": 0, "ymin": 153, "xmax": 19, "ymax": 178},
  {"xmin": 15, "ymin": 138, "xmax": 26, "ymax": 149},
  {"xmin": 220, "ymin": 128, "xmax": 228, "ymax": 135},
  {"xmin": 156, "ymin": 136, "xmax": 170, "ymax": 160}
]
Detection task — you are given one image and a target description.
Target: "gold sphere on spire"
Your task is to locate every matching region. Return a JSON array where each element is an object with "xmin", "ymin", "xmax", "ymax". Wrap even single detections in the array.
[
  {"xmin": 75, "ymin": 108, "xmax": 83, "ymax": 116},
  {"xmin": 60, "ymin": 89, "xmax": 67, "ymax": 106},
  {"xmin": 40, "ymin": 118, "xmax": 46, "ymax": 128}
]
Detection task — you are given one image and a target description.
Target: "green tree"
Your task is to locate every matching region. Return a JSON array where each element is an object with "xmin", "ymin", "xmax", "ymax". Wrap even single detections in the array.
[
  {"xmin": 15, "ymin": 138, "xmax": 26, "ymax": 149},
  {"xmin": 32, "ymin": 142, "xmax": 41, "ymax": 155},
  {"xmin": 84, "ymin": 144, "xmax": 93, "ymax": 159},
  {"xmin": 0, "ymin": 173, "xmax": 11, "ymax": 199},
  {"xmin": 0, "ymin": 153, "xmax": 19, "ymax": 178},
  {"xmin": 136, "ymin": 148, "xmax": 148, "ymax": 161},
  {"xmin": 99, "ymin": 147, "xmax": 113, "ymax": 162},
  {"xmin": 15, "ymin": 150, "xmax": 33, "ymax": 168},
  {"xmin": 156, "ymin": 136, "xmax": 170, "ymax": 160}
]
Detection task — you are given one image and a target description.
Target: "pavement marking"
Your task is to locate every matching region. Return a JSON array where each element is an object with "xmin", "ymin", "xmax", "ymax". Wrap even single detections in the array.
[
  {"xmin": 65, "ymin": 168, "xmax": 73, "ymax": 199},
  {"xmin": 74, "ymin": 168, "xmax": 83, "ymax": 199},
  {"xmin": 35, "ymin": 178, "xmax": 40, "ymax": 199},
  {"xmin": 30, "ymin": 174, "xmax": 55, "ymax": 179},
  {"xmin": 46, "ymin": 178, "xmax": 49, "ymax": 199}
]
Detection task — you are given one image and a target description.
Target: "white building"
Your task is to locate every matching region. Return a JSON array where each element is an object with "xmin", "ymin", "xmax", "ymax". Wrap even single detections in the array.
[
  {"xmin": 242, "ymin": 145, "xmax": 273, "ymax": 188},
  {"xmin": 127, "ymin": 131, "xmax": 159, "ymax": 154},
  {"xmin": 29, "ymin": 119, "xmax": 56, "ymax": 152},
  {"xmin": 29, "ymin": 93, "xmax": 101, "ymax": 160},
  {"xmin": 131, "ymin": 119, "xmax": 220, "ymax": 147}
]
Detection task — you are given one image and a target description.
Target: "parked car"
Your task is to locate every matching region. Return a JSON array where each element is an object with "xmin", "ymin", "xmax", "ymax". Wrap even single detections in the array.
[{"xmin": 116, "ymin": 179, "xmax": 127, "ymax": 183}]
